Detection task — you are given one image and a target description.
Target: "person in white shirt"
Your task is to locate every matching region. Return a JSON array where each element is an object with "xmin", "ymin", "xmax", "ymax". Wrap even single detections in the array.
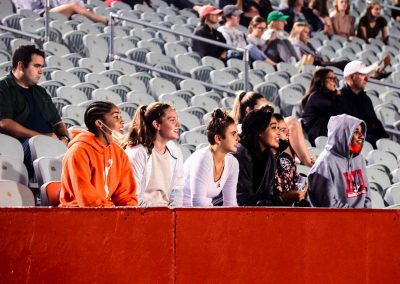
[
  {"xmin": 218, "ymin": 5, "xmax": 248, "ymax": 49},
  {"xmin": 124, "ymin": 102, "xmax": 184, "ymax": 207},
  {"xmin": 183, "ymin": 109, "xmax": 240, "ymax": 207}
]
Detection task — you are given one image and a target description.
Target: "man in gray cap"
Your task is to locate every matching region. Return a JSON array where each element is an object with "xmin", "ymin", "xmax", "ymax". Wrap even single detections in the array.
[{"xmin": 218, "ymin": 5, "xmax": 247, "ymax": 49}]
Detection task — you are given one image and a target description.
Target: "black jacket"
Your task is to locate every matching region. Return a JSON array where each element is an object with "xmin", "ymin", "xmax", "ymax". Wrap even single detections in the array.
[
  {"xmin": 302, "ymin": 90, "xmax": 343, "ymax": 144},
  {"xmin": 339, "ymin": 84, "xmax": 388, "ymax": 143},
  {"xmin": 232, "ymin": 143, "xmax": 277, "ymax": 206},
  {"xmin": 192, "ymin": 24, "xmax": 227, "ymax": 59},
  {"xmin": 280, "ymin": 6, "xmax": 324, "ymax": 34}
]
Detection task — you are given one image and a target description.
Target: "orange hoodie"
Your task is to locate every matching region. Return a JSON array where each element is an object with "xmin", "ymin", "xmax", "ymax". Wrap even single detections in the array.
[{"xmin": 60, "ymin": 130, "xmax": 138, "ymax": 207}]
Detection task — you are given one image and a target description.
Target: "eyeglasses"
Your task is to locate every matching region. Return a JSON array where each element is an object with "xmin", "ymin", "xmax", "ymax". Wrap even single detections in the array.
[{"xmin": 326, "ymin": 76, "xmax": 339, "ymax": 83}]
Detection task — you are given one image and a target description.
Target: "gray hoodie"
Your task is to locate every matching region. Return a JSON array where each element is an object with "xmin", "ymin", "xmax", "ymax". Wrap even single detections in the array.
[{"xmin": 308, "ymin": 114, "xmax": 371, "ymax": 208}]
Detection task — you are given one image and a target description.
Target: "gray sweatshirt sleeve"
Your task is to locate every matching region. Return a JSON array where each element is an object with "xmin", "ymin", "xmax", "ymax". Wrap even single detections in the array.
[
  {"xmin": 361, "ymin": 162, "xmax": 372, "ymax": 208},
  {"xmin": 308, "ymin": 172, "xmax": 350, "ymax": 208}
]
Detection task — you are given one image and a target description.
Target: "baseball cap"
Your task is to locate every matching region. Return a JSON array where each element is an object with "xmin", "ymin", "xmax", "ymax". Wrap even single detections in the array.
[
  {"xmin": 343, "ymin": 60, "xmax": 377, "ymax": 77},
  {"xmin": 199, "ymin": 5, "xmax": 222, "ymax": 21},
  {"xmin": 267, "ymin": 11, "xmax": 289, "ymax": 24},
  {"xmin": 223, "ymin": 5, "xmax": 243, "ymax": 17}
]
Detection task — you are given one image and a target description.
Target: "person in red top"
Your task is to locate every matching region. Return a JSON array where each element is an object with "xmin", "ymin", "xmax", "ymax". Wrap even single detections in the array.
[{"xmin": 60, "ymin": 101, "xmax": 138, "ymax": 207}]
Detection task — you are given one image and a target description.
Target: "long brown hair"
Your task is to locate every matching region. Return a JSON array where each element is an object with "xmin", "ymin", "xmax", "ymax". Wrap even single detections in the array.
[
  {"xmin": 301, "ymin": 68, "xmax": 333, "ymax": 109},
  {"xmin": 125, "ymin": 102, "xmax": 172, "ymax": 154},
  {"xmin": 230, "ymin": 91, "xmax": 265, "ymax": 124}
]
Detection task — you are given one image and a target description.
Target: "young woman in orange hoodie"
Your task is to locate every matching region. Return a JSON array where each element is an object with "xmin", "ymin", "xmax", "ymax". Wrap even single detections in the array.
[{"xmin": 60, "ymin": 101, "xmax": 138, "ymax": 207}]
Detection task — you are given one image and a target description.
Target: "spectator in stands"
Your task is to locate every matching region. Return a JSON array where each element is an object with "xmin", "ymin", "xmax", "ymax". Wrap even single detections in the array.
[
  {"xmin": 183, "ymin": 109, "xmax": 239, "ymax": 207},
  {"xmin": 218, "ymin": 0, "xmax": 273, "ymax": 27},
  {"xmin": 266, "ymin": 10, "xmax": 290, "ymax": 38},
  {"xmin": 192, "ymin": 5, "xmax": 228, "ymax": 60},
  {"xmin": 289, "ymin": 22, "xmax": 348, "ymax": 70},
  {"xmin": 60, "ymin": 101, "xmax": 138, "ymax": 207},
  {"xmin": 124, "ymin": 102, "xmax": 184, "ymax": 207},
  {"xmin": 290, "ymin": 22, "xmax": 392, "ymax": 76},
  {"xmin": 308, "ymin": 0, "xmax": 333, "ymax": 35},
  {"xmin": 13, "ymin": 0, "xmax": 108, "ymax": 24},
  {"xmin": 357, "ymin": 0, "xmax": 389, "ymax": 45},
  {"xmin": 392, "ymin": 0, "xmax": 400, "ymax": 22},
  {"xmin": 330, "ymin": 0, "xmax": 356, "ymax": 39},
  {"xmin": 218, "ymin": 5, "xmax": 247, "ymax": 49},
  {"xmin": 272, "ymin": 113, "xmax": 309, "ymax": 206},
  {"xmin": 301, "ymin": 68, "xmax": 342, "ymax": 144},
  {"xmin": 264, "ymin": 11, "xmax": 304, "ymax": 64},
  {"xmin": 231, "ymin": 91, "xmax": 315, "ymax": 166},
  {"xmin": 0, "ymin": 45, "xmax": 69, "ymax": 176},
  {"xmin": 308, "ymin": 114, "xmax": 372, "ymax": 208},
  {"xmin": 233, "ymin": 104, "xmax": 281, "ymax": 206},
  {"xmin": 280, "ymin": 0, "xmax": 324, "ymax": 34},
  {"xmin": 339, "ymin": 60, "xmax": 389, "ymax": 147},
  {"xmin": 246, "ymin": 16, "xmax": 278, "ymax": 65}
]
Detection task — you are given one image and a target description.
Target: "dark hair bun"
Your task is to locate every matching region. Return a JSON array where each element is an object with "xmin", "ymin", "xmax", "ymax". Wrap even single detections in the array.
[{"xmin": 211, "ymin": 108, "xmax": 227, "ymax": 120}]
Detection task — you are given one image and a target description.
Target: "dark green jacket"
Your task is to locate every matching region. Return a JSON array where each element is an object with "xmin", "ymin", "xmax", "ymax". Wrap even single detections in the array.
[{"xmin": 0, "ymin": 72, "xmax": 61, "ymax": 128}]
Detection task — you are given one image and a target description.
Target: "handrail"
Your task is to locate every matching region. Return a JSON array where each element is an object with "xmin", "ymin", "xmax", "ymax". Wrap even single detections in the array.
[
  {"xmin": 44, "ymin": 0, "xmax": 50, "ymax": 42},
  {"xmin": 0, "ymin": 25, "xmax": 42, "ymax": 41},
  {"xmin": 113, "ymin": 54, "xmax": 237, "ymax": 96},
  {"xmin": 108, "ymin": 12, "xmax": 250, "ymax": 91}
]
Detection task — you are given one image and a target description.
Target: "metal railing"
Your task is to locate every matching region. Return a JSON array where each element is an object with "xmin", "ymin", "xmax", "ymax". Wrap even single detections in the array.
[
  {"xmin": 0, "ymin": 25, "xmax": 42, "ymax": 42},
  {"xmin": 108, "ymin": 12, "xmax": 250, "ymax": 91}
]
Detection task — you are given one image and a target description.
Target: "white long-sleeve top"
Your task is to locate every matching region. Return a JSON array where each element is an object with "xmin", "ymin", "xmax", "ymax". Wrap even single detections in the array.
[
  {"xmin": 183, "ymin": 147, "xmax": 239, "ymax": 207},
  {"xmin": 125, "ymin": 141, "xmax": 184, "ymax": 207}
]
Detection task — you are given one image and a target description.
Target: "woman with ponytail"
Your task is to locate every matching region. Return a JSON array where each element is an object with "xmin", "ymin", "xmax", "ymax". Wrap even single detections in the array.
[
  {"xmin": 183, "ymin": 109, "xmax": 240, "ymax": 207},
  {"xmin": 231, "ymin": 90, "xmax": 314, "ymax": 167},
  {"xmin": 124, "ymin": 102, "xmax": 184, "ymax": 207}
]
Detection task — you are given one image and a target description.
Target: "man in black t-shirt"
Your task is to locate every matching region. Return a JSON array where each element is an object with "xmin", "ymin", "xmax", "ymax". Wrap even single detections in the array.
[
  {"xmin": 0, "ymin": 45, "xmax": 69, "ymax": 174},
  {"xmin": 339, "ymin": 60, "xmax": 389, "ymax": 147}
]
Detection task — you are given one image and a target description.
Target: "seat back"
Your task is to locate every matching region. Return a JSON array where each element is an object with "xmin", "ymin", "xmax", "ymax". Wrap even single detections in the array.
[
  {"xmin": 0, "ymin": 180, "xmax": 35, "ymax": 207},
  {"xmin": 0, "ymin": 156, "xmax": 29, "ymax": 186},
  {"xmin": 33, "ymin": 157, "xmax": 63, "ymax": 187},
  {"xmin": 0, "ymin": 134, "xmax": 24, "ymax": 162},
  {"xmin": 28, "ymin": 136, "xmax": 67, "ymax": 162}
]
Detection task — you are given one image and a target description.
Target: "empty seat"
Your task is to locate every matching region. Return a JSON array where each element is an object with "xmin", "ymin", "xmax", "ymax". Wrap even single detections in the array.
[
  {"xmin": 0, "ymin": 156, "xmax": 29, "ymax": 186},
  {"xmin": 28, "ymin": 136, "xmax": 68, "ymax": 162},
  {"xmin": 92, "ymin": 89, "xmax": 123, "ymax": 104},
  {"xmin": 127, "ymin": 91, "xmax": 155, "ymax": 105},
  {"xmin": 85, "ymin": 73, "xmax": 114, "ymax": 89},
  {"xmin": 180, "ymin": 130, "xmax": 208, "ymax": 145},
  {"xmin": 149, "ymin": 77, "xmax": 177, "ymax": 99},
  {"xmin": 79, "ymin": 57, "xmax": 106, "ymax": 73},
  {"xmin": 0, "ymin": 134, "xmax": 24, "ymax": 162},
  {"xmin": 202, "ymin": 56, "xmax": 225, "ymax": 70},
  {"xmin": 367, "ymin": 150, "xmax": 398, "ymax": 173},
  {"xmin": 33, "ymin": 157, "xmax": 62, "ymax": 187},
  {"xmin": 0, "ymin": 180, "xmax": 35, "ymax": 207},
  {"xmin": 51, "ymin": 70, "xmax": 81, "ymax": 86},
  {"xmin": 384, "ymin": 185, "xmax": 400, "ymax": 206}
]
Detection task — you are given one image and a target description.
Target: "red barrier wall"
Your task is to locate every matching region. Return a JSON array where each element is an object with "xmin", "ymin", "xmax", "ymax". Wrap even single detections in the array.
[
  {"xmin": 1, "ymin": 208, "xmax": 400, "ymax": 283},
  {"xmin": 0, "ymin": 208, "xmax": 174, "ymax": 284},
  {"xmin": 175, "ymin": 208, "xmax": 400, "ymax": 284}
]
